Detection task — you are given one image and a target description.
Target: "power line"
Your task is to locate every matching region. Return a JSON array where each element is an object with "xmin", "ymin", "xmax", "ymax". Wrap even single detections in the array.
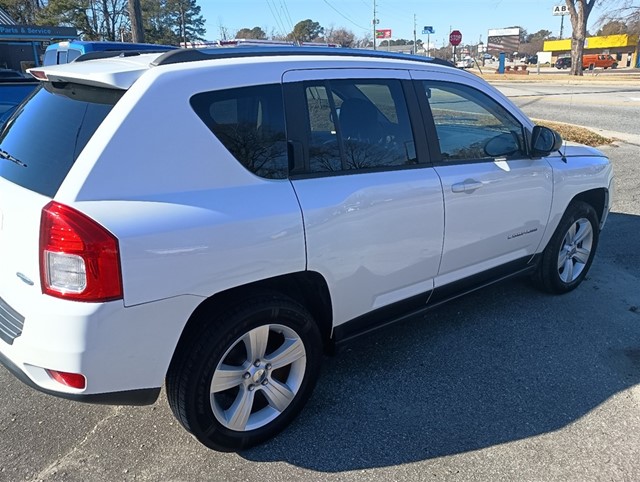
[
  {"xmin": 377, "ymin": 2, "xmax": 410, "ymax": 24},
  {"xmin": 321, "ymin": 0, "xmax": 370, "ymax": 31},
  {"xmin": 265, "ymin": 0, "xmax": 288, "ymax": 37},
  {"xmin": 280, "ymin": 0, "xmax": 295, "ymax": 32}
]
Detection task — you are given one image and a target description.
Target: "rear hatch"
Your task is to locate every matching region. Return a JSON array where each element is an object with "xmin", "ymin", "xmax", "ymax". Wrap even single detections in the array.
[{"xmin": 0, "ymin": 81, "xmax": 123, "ymax": 313}]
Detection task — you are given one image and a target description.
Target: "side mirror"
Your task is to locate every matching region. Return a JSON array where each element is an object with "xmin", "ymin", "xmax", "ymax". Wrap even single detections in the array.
[{"xmin": 531, "ymin": 125, "xmax": 562, "ymax": 157}]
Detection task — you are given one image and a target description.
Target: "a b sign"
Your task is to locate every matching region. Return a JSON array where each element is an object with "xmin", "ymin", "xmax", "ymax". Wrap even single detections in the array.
[{"xmin": 553, "ymin": 4, "xmax": 569, "ymax": 16}]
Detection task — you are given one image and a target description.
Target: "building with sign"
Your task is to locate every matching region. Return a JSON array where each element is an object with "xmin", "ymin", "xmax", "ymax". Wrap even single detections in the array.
[
  {"xmin": 543, "ymin": 34, "xmax": 639, "ymax": 68},
  {"xmin": 0, "ymin": 7, "xmax": 77, "ymax": 72}
]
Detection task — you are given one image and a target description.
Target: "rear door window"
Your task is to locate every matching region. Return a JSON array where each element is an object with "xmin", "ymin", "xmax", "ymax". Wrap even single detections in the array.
[
  {"xmin": 303, "ymin": 79, "xmax": 417, "ymax": 173},
  {"xmin": 0, "ymin": 83, "xmax": 123, "ymax": 197}
]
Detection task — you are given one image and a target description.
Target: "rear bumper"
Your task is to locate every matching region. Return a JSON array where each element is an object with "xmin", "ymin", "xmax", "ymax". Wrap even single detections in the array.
[
  {"xmin": 0, "ymin": 288, "xmax": 203, "ymax": 405},
  {"xmin": 0, "ymin": 348, "xmax": 160, "ymax": 405}
]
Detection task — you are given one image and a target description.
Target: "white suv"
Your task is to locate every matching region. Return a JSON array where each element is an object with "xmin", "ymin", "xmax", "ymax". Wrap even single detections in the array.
[{"xmin": 0, "ymin": 47, "xmax": 613, "ymax": 451}]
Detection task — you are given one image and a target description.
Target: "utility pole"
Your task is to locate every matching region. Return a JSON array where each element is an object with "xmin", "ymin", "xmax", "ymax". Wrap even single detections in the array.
[
  {"xmin": 413, "ymin": 14, "xmax": 417, "ymax": 54},
  {"xmin": 372, "ymin": 0, "xmax": 379, "ymax": 50}
]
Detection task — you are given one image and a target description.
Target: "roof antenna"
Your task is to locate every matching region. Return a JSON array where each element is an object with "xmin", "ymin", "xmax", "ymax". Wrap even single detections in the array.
[{"xmin": 558, "ymin": 83, "xmax": 574, "ymax": 164}]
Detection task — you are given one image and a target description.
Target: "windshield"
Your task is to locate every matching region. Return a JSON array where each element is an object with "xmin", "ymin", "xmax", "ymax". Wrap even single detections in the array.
[{"xmin": 0, "ymin": 82, "xmax": 123, "ymax": 197}]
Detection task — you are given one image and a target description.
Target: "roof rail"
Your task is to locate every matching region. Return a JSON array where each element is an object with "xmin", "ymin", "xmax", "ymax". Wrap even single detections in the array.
[
  {"xmin": 74, "ymin": 50, "xmax": 176, "ymax": 63},
  {"xmin": 151, "ymin": 46, "xmax": 455, "ymax": 68}
]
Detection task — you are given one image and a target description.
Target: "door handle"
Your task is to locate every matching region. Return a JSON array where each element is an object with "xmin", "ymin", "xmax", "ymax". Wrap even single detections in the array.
[{"xmin": 451, "ymin": 179, "xmax": 483, "ymax": 193}]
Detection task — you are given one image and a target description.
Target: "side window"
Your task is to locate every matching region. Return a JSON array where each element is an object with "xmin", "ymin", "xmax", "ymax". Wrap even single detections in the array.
[
  {"xmin": 190, "ymin": 84, "xmax": 288, "ymax": 179},
  {"xmin": 43, "ymin": 49, "xmax": 57, "ymax": 66},
  {"xmin": 304, "ymin": 79, "xmax": 416, "ymax": 173},
  {"xmin": 67, "ymin": 49, "xmax": 83, "ymax": 62},
  {"xmin": 421, "ymin": 81, "xmax": 526, "ymax": 162},
  {"xmin": 57, "ymin": 50, "xmax": 68, "ymax": 64}
]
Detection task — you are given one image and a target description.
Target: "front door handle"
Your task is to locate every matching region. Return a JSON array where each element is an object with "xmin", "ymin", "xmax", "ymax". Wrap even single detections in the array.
[{"xmin": 451, "ymin": 179, "xmax": 483, "ymax": 193}]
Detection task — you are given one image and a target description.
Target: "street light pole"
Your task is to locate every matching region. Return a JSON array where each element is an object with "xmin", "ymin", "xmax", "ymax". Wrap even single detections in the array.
[
  {"xmin": 373, "ymin": 0, "xmax": 378, "ymax": 50},
  {"xmin": 413, "ymin": 14, "xmax": 417, "ymax": 54}
]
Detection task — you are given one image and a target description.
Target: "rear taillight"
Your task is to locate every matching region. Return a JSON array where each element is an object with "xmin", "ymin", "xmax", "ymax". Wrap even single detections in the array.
[
  {"xmin": 46, "ymin": 369, "xmax": 86, "ymax": 389},
  {"xmin": 40, "ymin": 201, "xmax": 122, "ymax": 302}
]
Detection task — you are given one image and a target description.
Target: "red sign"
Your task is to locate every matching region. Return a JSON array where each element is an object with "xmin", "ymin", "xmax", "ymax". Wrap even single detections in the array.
[
  {"xmin": 376, "ymin": 29, "xmax": 392, "ymax": 39},
  {"xmin": 449, "ymin": 30, "xmax": 462, "ymax": 46}
]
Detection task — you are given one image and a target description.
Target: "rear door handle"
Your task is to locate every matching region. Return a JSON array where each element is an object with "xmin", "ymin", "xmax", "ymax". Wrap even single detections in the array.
[{"xmin": 451, "ymin": 179, "xmax": 483, "ymax": 193}]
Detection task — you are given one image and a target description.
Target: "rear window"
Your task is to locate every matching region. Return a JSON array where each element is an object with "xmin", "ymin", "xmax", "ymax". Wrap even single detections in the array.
[
  {"xmin": 0, "ymin": 83, "xmax": 38, "ymax": 122},
  {"xmin": 0, "ymin": 82, "xmax": 123, "ymax": 197}
]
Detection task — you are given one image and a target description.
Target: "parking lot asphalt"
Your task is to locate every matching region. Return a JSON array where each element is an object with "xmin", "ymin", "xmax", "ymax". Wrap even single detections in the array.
[{"xmin": 1, "ymin": 96, "xmax": 639, "ymax": 482}]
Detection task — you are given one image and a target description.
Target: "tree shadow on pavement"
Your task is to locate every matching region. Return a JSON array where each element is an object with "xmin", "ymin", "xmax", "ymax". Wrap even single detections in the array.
[{"xmin": 241, "ymin": 212, "xmax": 640, "ymax": 471}]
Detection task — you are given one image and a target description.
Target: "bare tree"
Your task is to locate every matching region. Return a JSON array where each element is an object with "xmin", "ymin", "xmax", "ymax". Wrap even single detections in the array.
[
  {"xmin": 598, "ymin": 0, "xmax": 640, "ymax": 32},
  {"xmin": 565, "ymin": 0, "xmax": 598, "ymax": 75},
  {"xmin": 325, "ymin": 26, "xmax": 355, "ymax": 47}
]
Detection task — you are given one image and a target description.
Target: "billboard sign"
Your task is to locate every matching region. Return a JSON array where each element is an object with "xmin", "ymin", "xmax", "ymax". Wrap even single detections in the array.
[
  {"xmin": 552, "ymin": 4, "xmax": 570, "ymax": 16},
  {"xmin": 487, "ymin": 27, "xmax": 521, "ymax": 56},
  {"xmin": 375, "ymin": 29, "xmax": 392, "ymax": 39}
]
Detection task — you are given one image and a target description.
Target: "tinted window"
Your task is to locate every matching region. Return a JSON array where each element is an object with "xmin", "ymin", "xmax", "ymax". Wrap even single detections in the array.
[
  {"xmin": 304, "ymin": 79, "xmax": 416, "ymax": 173},
  {"xmin": 190, "ymin": 84, "xmax": 288, "ymax": 179},
  {"xmin": 0, "ymin": 83, "xmax": 38, "ymax": 123},
  {"xmin": 43, "ymin": 49, "xmax": 56, "ymax": 66},
  {"xmin": 68, "ymin": 49, "xmax": 83, "ymax": 62},
  {"xmin": 0, "ymin": 83, "xmax": 122, "ymax": 197},
  {"xmin": 421, "ymin": 81, "xmax": 525, "ymax": 162}
]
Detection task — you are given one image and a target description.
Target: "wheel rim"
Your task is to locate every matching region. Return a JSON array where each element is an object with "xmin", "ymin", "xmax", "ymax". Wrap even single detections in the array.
[
  {"xmin": 557, "ymin": 217, "xmax": 594, "ymax": 283},
  {"xmin": 209, "ymin": 323, "xmax": 307, "ymax": 432}
]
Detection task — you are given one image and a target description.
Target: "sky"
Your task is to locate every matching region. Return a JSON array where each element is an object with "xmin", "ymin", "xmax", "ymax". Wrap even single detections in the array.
[{"xmin": 199, "ymin": 0, "xmax": 616, "ymax": 47}]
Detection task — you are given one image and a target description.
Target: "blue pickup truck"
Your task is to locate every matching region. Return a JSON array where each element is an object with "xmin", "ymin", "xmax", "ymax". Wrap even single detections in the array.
[{"xmin": 43, "ymin": 40, "xmax": 176, "ymax": 65}]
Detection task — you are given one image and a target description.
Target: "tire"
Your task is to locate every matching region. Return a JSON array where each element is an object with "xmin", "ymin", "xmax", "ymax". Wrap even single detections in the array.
[
  {"xmin": 612, "ymin": 63, "xmax": 618, "ymax": 69},
  {"xmin": 166, "ymin": 293, "xmax": 322, "ymax": 451},
  {"xmin": 533, "ymin": 201, "xmax": 599, "ymax": 294}
]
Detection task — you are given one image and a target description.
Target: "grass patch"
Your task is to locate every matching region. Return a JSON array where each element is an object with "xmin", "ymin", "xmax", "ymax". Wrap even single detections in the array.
[{"xmin": 534, "ymin": 120, "xmax": 615, "ymax": 147}]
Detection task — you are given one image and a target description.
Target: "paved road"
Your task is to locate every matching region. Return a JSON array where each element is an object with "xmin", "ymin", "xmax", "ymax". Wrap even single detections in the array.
[
  {"xmin": 1, "ymin": 83, "xmax": 639, "ymax": 482},
  {"xmin": 495, "ymin": 81, "xmax": 640, "ymax": 137}
]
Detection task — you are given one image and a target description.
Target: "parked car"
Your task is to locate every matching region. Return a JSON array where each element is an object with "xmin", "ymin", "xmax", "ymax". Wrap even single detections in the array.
[
  {"xmin": 0, "ymin": 47, "xmax": 613, "ymax": 452},
  {"xmin": 42, "ymin": 40, "xmax": 176, "ymax": 65},
  {"xmin": 456, "ymin": 56, "xmax": 474, "ymax": 68},
  {"xmin": 524, "ymin": 54, "xmax": 538, "ymax": 65},
  {"xmin": 555, "ymin": 56, "xmax": 572, "ymax": 69}
]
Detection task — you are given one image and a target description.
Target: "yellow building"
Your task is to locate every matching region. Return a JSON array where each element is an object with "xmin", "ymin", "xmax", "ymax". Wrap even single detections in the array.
[{"xmin": 544, "ymin": 34, "xmax": 639, "ymax": 68}]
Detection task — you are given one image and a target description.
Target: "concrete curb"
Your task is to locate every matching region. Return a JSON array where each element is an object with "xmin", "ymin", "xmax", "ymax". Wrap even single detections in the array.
[
  {"xmin": 530, "ymin": 118, "xmax": 640, "ymax": 147},
  {"xmin": 585, "ymin": 128, "xmax": 640, "ymax": 147}
]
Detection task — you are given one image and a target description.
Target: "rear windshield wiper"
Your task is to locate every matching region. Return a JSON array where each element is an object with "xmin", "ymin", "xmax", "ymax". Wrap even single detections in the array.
[{"xmin": 0, "ymin": 147, "xmax": 27, "ymax": 167}]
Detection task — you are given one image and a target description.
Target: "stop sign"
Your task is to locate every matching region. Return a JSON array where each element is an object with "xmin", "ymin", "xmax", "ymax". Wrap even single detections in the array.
[{"xmin": 449, "ymin": 30, "xmax": 462, "ymax": 46}]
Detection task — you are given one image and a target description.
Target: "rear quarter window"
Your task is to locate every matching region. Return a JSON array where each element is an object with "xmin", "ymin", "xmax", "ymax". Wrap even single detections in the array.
[
  {"xmin": 0, "ymin": 82, "xmax": 123, "ymax": 197},
  {"xmin": 190, "ymin": 84, "xmax": 288, "ymax": 179}
]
